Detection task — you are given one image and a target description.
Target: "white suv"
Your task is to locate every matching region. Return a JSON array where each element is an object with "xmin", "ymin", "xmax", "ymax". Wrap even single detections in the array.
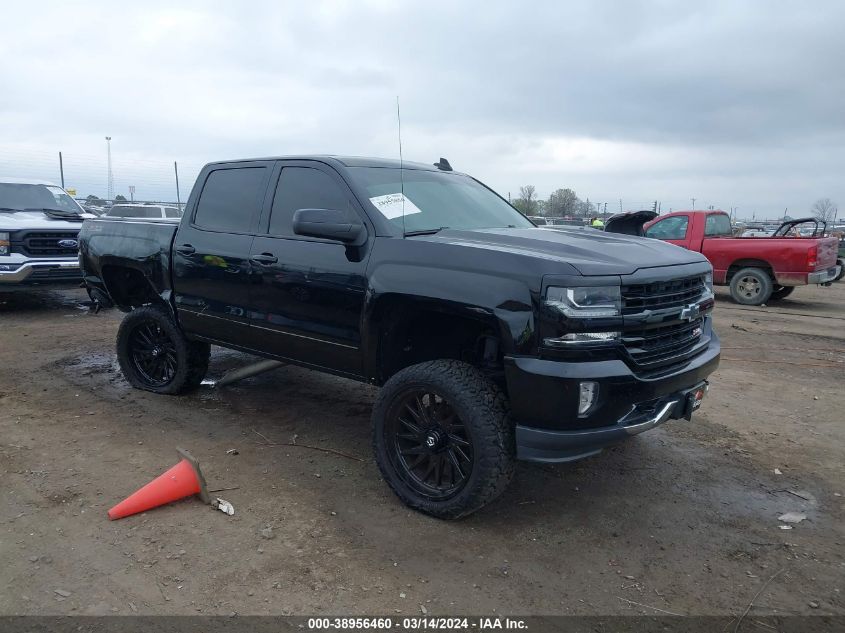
[{"xmin": 0, "ymin": 177, "xmax": 93, "ymax": 289}]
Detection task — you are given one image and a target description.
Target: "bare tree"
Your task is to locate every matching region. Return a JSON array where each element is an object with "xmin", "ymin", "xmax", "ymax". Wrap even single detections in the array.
[
  {"xmin": 811, "ymin": 198, "xmax": 838, "ymax": 223},
  {"xmin": 519, "ymin": 185, "xmax": 537, "ymax": 206},
  {"xmin": 513, "ymin": 185, "xmax": 540, "ymax": 216}
]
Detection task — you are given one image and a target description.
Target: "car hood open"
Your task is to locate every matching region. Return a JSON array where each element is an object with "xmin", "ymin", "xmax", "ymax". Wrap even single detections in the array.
[{"xmin": 603, "ymin": 210, "xmax": 658, "ymax": 236}]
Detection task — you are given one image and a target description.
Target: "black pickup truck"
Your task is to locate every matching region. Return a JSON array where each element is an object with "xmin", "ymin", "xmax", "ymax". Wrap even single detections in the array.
[{"xmin": 79, "ymin": 156, "xmax": 719, "ymax": 518}]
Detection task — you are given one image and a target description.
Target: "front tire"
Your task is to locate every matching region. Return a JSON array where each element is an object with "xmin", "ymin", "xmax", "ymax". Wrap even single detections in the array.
[
  {"xmin": 372, "ymin": 360, "xmax": 515, "ymax": 519},
  {"xmin": 729, "ymin": 267, "xmax": 773, "ymax": 305},
  {"xmin": 116, "ymin": 305, "xmax": 210, "ymax": 394}
]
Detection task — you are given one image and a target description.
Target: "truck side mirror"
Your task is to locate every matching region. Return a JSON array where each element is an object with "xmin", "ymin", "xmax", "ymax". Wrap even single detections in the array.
[{"xmin": 292, "ymin": 208, "xmax": 365, "ymax": 244}]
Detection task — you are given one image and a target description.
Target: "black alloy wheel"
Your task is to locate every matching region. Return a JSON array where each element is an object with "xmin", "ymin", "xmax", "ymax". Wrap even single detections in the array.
[
  {"xmin": 385, "ymin": 390, "xmax": 474, "ymax": 500},
  {"xmin": 372, "ymin": 359, "xmax": 515, "ymax": 519},
  {"xmin": 127, "ymin": 321, "xmax": 179, "ymax": 387},
  {"xmin": 116, "ymin": 304, "xmax": 210, "ymax": 394}
]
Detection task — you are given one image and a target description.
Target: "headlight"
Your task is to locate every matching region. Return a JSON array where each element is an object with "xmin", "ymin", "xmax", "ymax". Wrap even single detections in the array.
[
  {"xmin": 543, "ymin": 285, "xmax": 621, "ymax": 347},
  {"xmin": 545, "ymin": 286, "xmax": 621, "ymax": 318},
  {"xmin": 0, "ymin": 232, "xmax": 9, "ymax": 256},
  {"xmin": 704, "ymin": 271, "xmax": 713, "ymax": 292}
]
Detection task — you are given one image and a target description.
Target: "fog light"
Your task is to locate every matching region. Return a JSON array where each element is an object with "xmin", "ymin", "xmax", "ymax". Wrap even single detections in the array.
[{"xmin": 578, "ymin": 381, "xmax": 598, "ymax": 416}]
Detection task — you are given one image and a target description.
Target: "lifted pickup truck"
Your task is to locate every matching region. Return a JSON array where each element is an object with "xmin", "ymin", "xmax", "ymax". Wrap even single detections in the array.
[
  {"xmin": 0, "ymin": 178, "xmax": 92, "ymax": 289},
  {"xmin": 79, "ymin": 156, "xmax": 720, "ymax": 518},
  {"xmin": 606, "ymin": 209, "xmax": 841, "ymax": 305}
]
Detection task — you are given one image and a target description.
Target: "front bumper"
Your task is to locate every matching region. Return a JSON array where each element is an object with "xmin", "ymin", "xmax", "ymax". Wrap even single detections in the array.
[
  {"xmin": 0, "ymin": 259, "xmax": 81, "ymax": 286},
  {"xmin": 808, "ymin": 265, "xmax": 841, "ymax": 285},
  {"xmin": 505, "ymin": 333, "xmax": 720, "ymax": 463}
]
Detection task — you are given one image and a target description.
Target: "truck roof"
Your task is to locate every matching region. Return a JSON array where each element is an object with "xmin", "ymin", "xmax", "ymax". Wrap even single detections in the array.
[
  {"xmin": 203, "ymin": 155, "xmax": 446, "ymax": 172},
  {"xmin": 0, "ymin": 176, "xmax": 61, "ymax": 186},
  {"xmin": 667, "ymin": 209, "xmax": 728, "ymax": 215}
]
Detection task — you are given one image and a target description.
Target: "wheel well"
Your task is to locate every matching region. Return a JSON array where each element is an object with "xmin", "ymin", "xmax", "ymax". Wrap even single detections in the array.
[
  {"xmin": 378, "ymin": 304, "xmax": 502, "ymax": 385},
  {"xmin": 102, "ymin": 266, "xmax": 163, "ymax": 311},
  {"xmin": 726, "ymin": 259, "xmax": 774, "ymax": 283}
]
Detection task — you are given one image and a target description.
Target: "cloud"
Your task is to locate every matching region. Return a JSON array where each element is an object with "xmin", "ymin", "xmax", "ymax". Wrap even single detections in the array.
[{"xmin": 0, "ymin": 0, "xmax": 843, "ymax": 217}]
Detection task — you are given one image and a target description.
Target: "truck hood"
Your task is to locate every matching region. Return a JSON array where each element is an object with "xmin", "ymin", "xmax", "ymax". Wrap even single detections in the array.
[
  {"xmin": 418, "ymin": 226, "xmax": 707, "ymax": 275},
  {"xmin": 0, "ymin": 210, "xmax": 94, "ymax": 230}
]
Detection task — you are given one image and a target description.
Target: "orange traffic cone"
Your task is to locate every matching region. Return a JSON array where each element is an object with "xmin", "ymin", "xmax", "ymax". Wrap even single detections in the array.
[{"xmin": 108, "ymin": 448, "xmax": 211, "ymax": 520}]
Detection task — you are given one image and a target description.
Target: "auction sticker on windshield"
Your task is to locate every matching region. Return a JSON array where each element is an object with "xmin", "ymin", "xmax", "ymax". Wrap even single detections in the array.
[{"xmin": 369, "ymin": 193, "xmax": 423, "ymax": 220}]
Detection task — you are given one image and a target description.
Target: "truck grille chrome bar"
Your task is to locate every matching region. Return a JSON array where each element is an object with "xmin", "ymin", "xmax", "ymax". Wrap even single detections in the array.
[{"xmin": 621, "ymin": 275, "xmax": 709, "ymax": 370}]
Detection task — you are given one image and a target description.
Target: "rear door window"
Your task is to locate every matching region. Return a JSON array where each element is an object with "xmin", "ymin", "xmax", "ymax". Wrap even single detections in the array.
[
  {"xmin": 194, "ymin": 167, "xmax": 268, "ymax": 233},
  {"xmin": 267, "ymin": 167, "xmax": 352, "ymax": 237}
]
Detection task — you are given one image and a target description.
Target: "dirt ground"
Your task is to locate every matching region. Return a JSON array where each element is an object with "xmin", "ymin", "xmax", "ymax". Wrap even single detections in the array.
[{"xmin": 1, "ymin": 283, "xmax": 843, "ymax": 618}]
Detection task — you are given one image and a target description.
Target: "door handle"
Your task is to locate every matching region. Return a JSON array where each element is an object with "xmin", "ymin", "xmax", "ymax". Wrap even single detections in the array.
[
  {"xmin": 176, "ymin": 244, "xmax": 196, "ymax": 255},
  {"xmin": 250, "ymin": 253, "xmax": 278, "ymax": 265}
]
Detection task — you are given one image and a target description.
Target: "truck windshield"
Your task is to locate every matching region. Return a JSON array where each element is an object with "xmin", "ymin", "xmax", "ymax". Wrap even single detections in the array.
[
  {"xmin": 348, "ymin": 167, "xmax": 533, "ymax": 233},
  {"xmin": 0, "ymin": 183, "xmax": 84, "ymax": 213}
]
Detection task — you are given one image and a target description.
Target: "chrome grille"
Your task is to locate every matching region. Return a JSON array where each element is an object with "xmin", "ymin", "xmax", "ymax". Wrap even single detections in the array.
[
  {"xmin": 622, "ymin": 275, "xmax": 706, "ymax": 315},
  {"xmin": 621, "ymin": 274, "xmax": 709, "ymax": 370},
  {"xmin": 622, "ymin": 318, "xmax": 704, "ymax": 368}
]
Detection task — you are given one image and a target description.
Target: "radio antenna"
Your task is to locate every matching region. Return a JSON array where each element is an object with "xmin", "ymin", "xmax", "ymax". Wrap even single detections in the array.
[{"xmin": 397, "ymin": 96, "xmax": 406, "ymax": 238}]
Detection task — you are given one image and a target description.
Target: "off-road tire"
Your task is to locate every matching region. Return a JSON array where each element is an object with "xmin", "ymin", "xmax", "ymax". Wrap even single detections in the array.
[
  {"xmin": 729, "ymin": 267, "xmax": 773, "ymax": 305},
  {"xmin": 769, "ymin": 286, "xmax": 795, "ymax": 301},
  {"xmin": 116, "ymin": 304, "xmax": 210, "ymax": 395},
  {"xmin": 372, "ymin": 360, "xmax": 515, "ymax": 519}
]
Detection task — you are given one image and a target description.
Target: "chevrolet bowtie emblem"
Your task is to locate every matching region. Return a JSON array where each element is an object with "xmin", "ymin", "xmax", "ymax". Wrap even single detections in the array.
[{"xmin": 679, "ymin": 303, "xmax": 701, "ymax": 321}]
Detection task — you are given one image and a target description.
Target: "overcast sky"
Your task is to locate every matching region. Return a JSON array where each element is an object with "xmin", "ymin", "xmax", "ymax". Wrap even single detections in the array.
[{"xmin": 1, "ymin": 0, "xmax": 843, "ymax": 219}]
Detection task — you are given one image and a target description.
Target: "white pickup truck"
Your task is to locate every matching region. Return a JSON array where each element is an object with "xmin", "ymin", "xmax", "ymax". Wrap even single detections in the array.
[{"xmin": 0, "ymin": 177, "xmax": 94, "ymax": 289}]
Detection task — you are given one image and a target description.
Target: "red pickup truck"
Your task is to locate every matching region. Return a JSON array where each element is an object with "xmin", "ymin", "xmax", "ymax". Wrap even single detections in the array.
[{"xmin": 605, "ymin": 210, "xmax": 841, "ymax": 305}]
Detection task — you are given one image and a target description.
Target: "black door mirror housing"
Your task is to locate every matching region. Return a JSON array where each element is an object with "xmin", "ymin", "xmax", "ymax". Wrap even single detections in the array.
[{"xmin": 292, "ymin": 208, "xmax": 365, "ymax": 244}]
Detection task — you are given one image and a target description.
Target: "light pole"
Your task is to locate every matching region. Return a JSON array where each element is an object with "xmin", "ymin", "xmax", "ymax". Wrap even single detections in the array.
[
  {"xmin": 691, "ymin": 197, "xmax": 696, "ymax": 210},
  {"xmin": 105, "ymin": 136, "xmax": 114, "ymax": 200}
]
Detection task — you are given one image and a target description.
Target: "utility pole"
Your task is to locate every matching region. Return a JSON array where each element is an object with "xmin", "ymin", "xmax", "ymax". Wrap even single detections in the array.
[
  {"xmin": 619, "ymin": 199, "xmax": 623, "ymax": 212},
  {"xmin": 691, "ymin": 197, "xmax": 696, "ymax": 210},
  {"xmin": 174, "ymin": 161, "xmax": 182, "ymax": 210},
  {"xmin": 105, "ymin": 136, "xmax": 114, "ymax": 200},
  {"xmin": 58, "ymin": 151, "xmax": 65, "ymax": 188}
]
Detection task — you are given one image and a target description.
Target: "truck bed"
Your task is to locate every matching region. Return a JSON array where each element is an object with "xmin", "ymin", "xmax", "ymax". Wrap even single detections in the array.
[
  {"xmin": 702, "ymin": 235, "xmax": 839, "ymax": 285},
  {"xmin": 78, "ymin": 217, "xmax": 180, "ymax": 309}
]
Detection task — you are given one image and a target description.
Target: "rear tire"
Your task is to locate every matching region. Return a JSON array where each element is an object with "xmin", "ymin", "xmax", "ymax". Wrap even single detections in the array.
[
  {"xmin": 729, "ymin": 267, "xmax": 773, "ymax": 305},
  {"xmin": 116, "ymin": 305, "xmax": 210, "ymax": 394},
  {"xmin": 769, "ymin": 286, "xmax": 795, "ymax": 301},
  {"xmin": 372, "ymin": 360, "xmax": 515, "ymax": 519}
]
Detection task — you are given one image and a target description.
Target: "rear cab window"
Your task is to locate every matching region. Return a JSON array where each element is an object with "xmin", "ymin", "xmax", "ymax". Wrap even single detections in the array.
[
  {"xmin": 109, "ymin": 205, "xmax": 160, "ymax": 218},
  {"xmin": 194, "ymin": 167, "xmax": 268, "ymax": 233},
  {"xmin": 704, "ymin": 213, "xmax": 732, "ymax": 236}
]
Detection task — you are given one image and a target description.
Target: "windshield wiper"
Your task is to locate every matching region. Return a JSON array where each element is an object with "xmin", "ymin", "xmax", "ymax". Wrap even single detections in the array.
[
  {"xmin": 0, "ymin": 207, "xmax": 22, "ymax": 212},
  {"xmin": 404, "ymin": 227, "xmax": 448, "ymax": 237},
  {"xmin": 27, "ymin": 207, "xmax": 85, "ymax": 220}
]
